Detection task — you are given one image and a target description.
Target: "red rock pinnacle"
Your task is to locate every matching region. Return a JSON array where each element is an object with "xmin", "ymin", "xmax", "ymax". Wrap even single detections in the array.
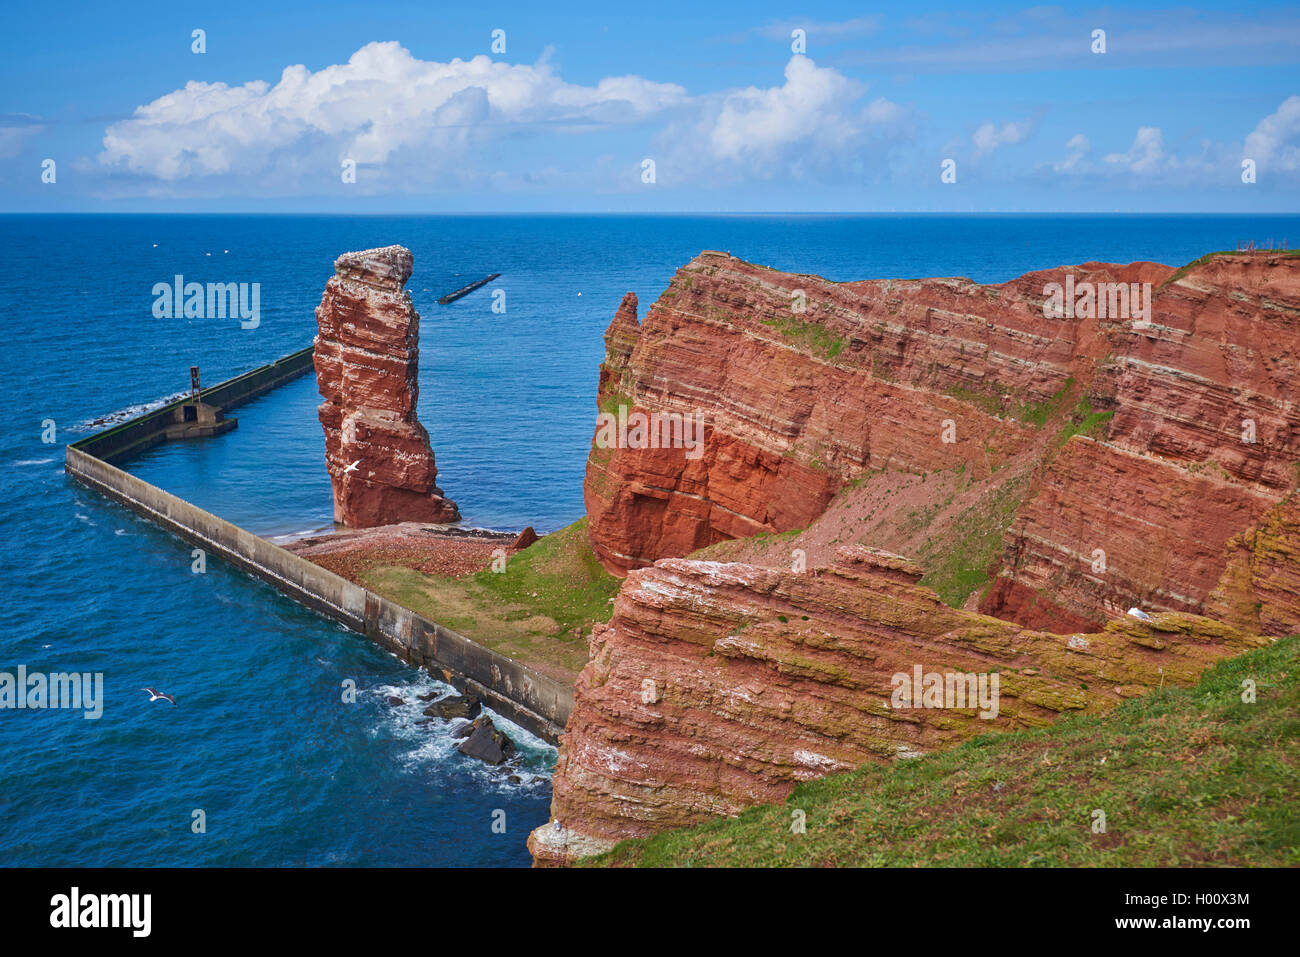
[{"xmin": 314, "ymin": 245, "xmax": 459, "ymax": 528}]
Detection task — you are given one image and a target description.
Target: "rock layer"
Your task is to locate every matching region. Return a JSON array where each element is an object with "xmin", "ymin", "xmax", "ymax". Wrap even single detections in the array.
[
  {"xmin": 585, "ymin": 252, "xmax": 1171, "ymax": 574},
  {"xmin": 315, "ymin": 245, "xmax": 458, "ymax": 528},
  {"xmin": 1207, "ymin": 491, "xmax": 1300, "ymax": 637},
  {"xmin": 529, "ymin": 548, "xmax": 1264, "ymax": 865},
  {"xmin": 586, "ymin": 251, "xmax": 1300, "ymax": 634},
  {"xmin": 542, "ymin": 249, "xmax": 1300, "ymax": 865},
  {"xmin": 982, "ymin": 252, "xmax": 1300, "ymax": 632}
]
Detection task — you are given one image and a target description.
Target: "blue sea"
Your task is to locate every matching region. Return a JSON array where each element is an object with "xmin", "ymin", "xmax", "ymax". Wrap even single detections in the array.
[{"xmin": 2, "ymin": 213, "xmax": 1297, "ymax": 867}]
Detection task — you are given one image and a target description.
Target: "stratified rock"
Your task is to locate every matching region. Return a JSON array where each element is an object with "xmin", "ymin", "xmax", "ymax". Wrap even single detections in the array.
[
  {"xmin": 422, "ymin": 692, "xmax": 481, "ymax": 720},
  {"xmin": 456, "ymin": 716, "xmax": 517, "ymax": 765},
  {"xmin": 511, "ymin": 527, "xmax": 539, "ymax": 550},
  {"xmin": 315, "ymin": 245, "xmax": 459, "ymax": 528},
  {"xmin": 983, "ymin": 252, "xmax": 1300, "ymax": 632},
  {"xmin": 584, "ymin": 252, "xmax": 1172, "ymax": 575},
  {"xmin": 584, "ymin": 250, "xmax": 1300, "ymax": 637},
  {"xmin": 1207, "ymin": 490, "xmax": 1300, "ymax": 637},
  {"xmin": 528, "ymin": 551, "xmax": 1265, "ymax": 865}
]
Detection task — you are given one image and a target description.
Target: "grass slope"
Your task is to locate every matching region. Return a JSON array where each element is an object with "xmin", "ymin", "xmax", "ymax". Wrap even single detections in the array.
[
  {"xmin": 362, "ymin": 518, "xmax": 620, "ymax": 681},
  {"xmin": 590, "ymin": 636, "xmax": 1300, "ymax": 867}
]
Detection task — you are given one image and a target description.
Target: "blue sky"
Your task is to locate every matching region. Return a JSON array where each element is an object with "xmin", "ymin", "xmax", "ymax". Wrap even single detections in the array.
[{"xmin": 2, "ymin": 0, "xmax": 1298, "ymax": 211}]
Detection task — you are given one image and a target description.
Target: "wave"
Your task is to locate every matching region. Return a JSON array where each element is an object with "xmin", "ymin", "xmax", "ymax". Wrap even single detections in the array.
[
  {"xmin": 370, "ymin": 676, "xmax": 556, "ymax": 791},
  {"xmin": 266, "ymin": 526, "xmax": 337, "ymax": 545},
  {"xmin": 69, "ymin": 391, "xmax": 190, "ymax": 433}
]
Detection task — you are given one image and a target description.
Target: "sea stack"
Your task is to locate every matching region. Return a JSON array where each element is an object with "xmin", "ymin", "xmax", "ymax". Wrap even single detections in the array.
[{"xmin": 314, "ymin": 245, "xmax": 459, "ymax": 528}]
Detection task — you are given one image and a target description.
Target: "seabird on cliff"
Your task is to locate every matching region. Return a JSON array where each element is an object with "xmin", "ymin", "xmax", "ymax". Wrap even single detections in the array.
[
  {"xmin": 143, "ymin": 688, "xmax": 177, "ymax": 705},
  {"xmin": 344, "ymin": 459, "xmax": 361, "ymax": 474},
  {"xmin": 1126, "ymin": 607, "xmax": 1154, "ymax": 622}
]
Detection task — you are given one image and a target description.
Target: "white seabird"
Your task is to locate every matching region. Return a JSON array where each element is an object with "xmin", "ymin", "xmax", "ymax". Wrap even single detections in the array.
[
  {"xmin": 143, "ymin": 687, "xmax": 177, "ymax": 705},
  {"xmin": 343, "ymin": 459, "xmax": 362, "ymax": 474},
  {"xmin": 1126, "ymin": 607, "xmax": 1154, "ymax": 622}
]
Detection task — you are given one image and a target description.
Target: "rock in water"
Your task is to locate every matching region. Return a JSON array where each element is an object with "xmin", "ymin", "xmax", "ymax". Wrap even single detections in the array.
[
  {"xmin": 422, "ymin": 692, "xmax": 481, "ymax": 720},
  {"xmin": 456, "ymin": 716, "xmax": 517, "ymax": 765},
  {"xmin": 314, "ymin": 245, "xmax": 460, "ymax": 528}
]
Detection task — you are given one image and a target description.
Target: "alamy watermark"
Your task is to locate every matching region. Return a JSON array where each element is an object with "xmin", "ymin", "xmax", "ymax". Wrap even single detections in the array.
[
  {"xmin": 890, "ymin": 665, "xmax": 1000, "ymax": 719},
  {"xmin": 595, "ymin": 404, "xmax": 705, "ymax": 460},
  {"xmin": 50, "ymin": 887, "xmax": 150, "ymax": 937},
  {"xmin": 1043, "ymin": 275, "xmax": 1151, "ymax": 328},
  {"xmin": 1, "ymin": 666, "xmax": 103, "ymax": 719},
  {"xmin": 152, "ymin": 275, "xmax": 260, "ymax": 329}
]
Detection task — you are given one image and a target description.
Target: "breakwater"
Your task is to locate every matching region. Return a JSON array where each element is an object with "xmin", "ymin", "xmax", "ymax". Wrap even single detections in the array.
[
  {"xmin": 65, "ymin": 349, "xmax": 572, "ymax": 743},
  {"xmin": 438, "ymin": 273, "xmax": 501, "ymax": 304},
  {"xmin": 73, "ymin": 346, "xmax": 315, "ymax": 464}
]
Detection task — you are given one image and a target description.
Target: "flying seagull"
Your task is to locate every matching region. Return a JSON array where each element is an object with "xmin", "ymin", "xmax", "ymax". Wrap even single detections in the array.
[
  {"xmin": 1126, "ymin": 607, "xmax": 1154, "ymax": 622},
  {"xmin": 344, "ymin": 459, "xmax": 362, "ymax": 475},
  {"xmin": 143, "ymin": 687, "xmax": 177, "ymax": 705}
]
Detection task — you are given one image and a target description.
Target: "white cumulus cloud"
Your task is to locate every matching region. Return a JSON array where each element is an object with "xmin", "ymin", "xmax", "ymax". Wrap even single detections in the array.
[
  {"xmin": 662, "ymin": 55, "xmax": 907, "ymax": 183},
  {"xmin": 97, "ymin": 41, "xmax": 688, "ymax": 189},
  {"xmin": 1052, "ymin": 133, "xmax": 1090, "ymax": 172},
  {"xmin": 1104, "ymin": 126, "xmax": 1168, "ymax": 174},
  {"xmin": 1244, "ymin": 94, "xmax": 1300, "ymax": 171},
  {"xmin": 972, "ymin": 119, "xmax": 1032, "ymax": 158}
]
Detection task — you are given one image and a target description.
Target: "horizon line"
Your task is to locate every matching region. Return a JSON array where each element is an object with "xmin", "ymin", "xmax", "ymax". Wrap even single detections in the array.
[{"xmin": 3, "ymin": 210, "xmax": 1300, "ymax": 217}]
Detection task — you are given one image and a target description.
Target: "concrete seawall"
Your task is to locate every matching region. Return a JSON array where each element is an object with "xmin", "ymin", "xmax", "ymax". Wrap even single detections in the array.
[
  {"xmin": 66, "ymin": 350, "xmax": 573, "ymax": 743},
  {"xmin": 72, "ymin": 346, "xmax": 315, "ymax": 464}
]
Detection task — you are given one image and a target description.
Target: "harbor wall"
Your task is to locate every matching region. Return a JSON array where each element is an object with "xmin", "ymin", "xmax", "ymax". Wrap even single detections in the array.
[
  {"xmin": 70, "ymin": 346, "xmax": 315, "ymax": 464},
  {"xmin": 65, "ymin": 349, "xmax": 572, "ymax": 743}
]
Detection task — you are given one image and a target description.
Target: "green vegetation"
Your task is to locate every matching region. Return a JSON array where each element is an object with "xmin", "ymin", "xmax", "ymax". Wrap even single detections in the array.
[
  {"xmin": 1054, "ymin": 394, "xmax": 1115, "ymax": 448},
  {"xmin": 687, "ymin": 527, "xmax": 803, "ymax": 563},
  {"xmin": 948, "ymin": 378, "xmax": 1076, "ymax": 429},
  {"xmin": 471, "ymin": 518, "xmax": 621, "ymax": 627},
  {"xmin": 598, "ymin": 390, "xmax": 633, "ymax": 416},
  {"xmin": 1158, "ymin": 250, "xmax": 1236, "ymax": 290},
  {"xmin": 590, "ymin": 636, "xmax": 1300, "ymax": 867},
  {"xmin": 1012, "ymin": 377, "xmax": 1075, "ymax": 428},
  {"xmin": 361, "ymin": 518, "xmax": 620, "ymax": 680},
  {"xmin": 916, "ymin": 472, "xmax": 1029, "ymax": 608},
  {"xmin": 1153, "ymin": 248, "xmax": 1299, "ymax": 292},
  {"xmin": 944, "ymin": 383, "xmax": 1007, "ymax": 417},
  {"xmin": 760, "ymin": 316, "xmax": 847, "ymax": 360}
]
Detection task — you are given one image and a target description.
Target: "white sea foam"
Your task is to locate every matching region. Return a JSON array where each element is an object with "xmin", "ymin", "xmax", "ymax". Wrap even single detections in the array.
[
  {"xmin": 15, "ymin": 458, "xmax": 55, "ymax": 466},
  {"xmin": 69, "ymin": 391, "xmax": 189, "ymax": 433},
  {"xmin": 371, "ymin": 675, "xmax": 556, "ymax": 791},
  {"xmin": 267, "ymin": 526, "xmax": 335, "ymax": 545}
]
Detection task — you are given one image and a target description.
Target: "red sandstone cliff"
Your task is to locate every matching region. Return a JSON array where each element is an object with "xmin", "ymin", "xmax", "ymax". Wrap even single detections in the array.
[
  {"xmin": 585, "ymin": 251, "xmax": 1170, "ymax": 574},
  {"xmin": 983, "ymin": 252, "xmax": 1300, "ymax": 632},
  {"xmin": 315, "ymin": 245, "xmax": 459, "ymax": 528},
  {"xmin": 529, "ymin": 547, "xmax": 1264, "ymax": 865},
  {"xmin": 585, "ymin": 250, "xmax": 1300, "ymax": 634},
  {"xmin": 542, "ymin": 249, "xmax": 1299, "ymax": 865}
]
